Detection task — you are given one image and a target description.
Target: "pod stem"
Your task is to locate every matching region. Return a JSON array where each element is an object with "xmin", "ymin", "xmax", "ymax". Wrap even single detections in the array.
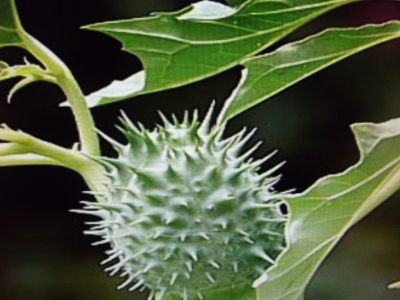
[
  {"xmin": 11, "ymin": 0, "xmax": 100, "ymax": 156},
  {"xmin": 0, "ymin": 125, "xmax": 107, "ymax": 196}
]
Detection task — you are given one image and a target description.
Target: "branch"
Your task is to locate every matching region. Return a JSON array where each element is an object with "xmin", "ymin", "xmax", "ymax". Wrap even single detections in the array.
[
  {"xmin": 10, "ymin": 1, "xmax": 100, "ymax": 156},
  {"xmin": 0, "ymin": 125, "xmax": 108, "ymax": 195},
  {"xmin": 0, "ymin": 142, "xmax": 26, "ymax": 156},
  {"xmin": 0, "ymin": 126, "xmax": 83, "ymax": 169},
  {"xmin": 0, "ymin": 153, "xmax": 62, "ymax": 167},
  {"xmin": 20, "ymin": 33, "xmax": 100, "ymax": 156}
]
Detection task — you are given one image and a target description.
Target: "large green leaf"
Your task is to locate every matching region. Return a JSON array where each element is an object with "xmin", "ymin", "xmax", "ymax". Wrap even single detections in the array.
[
  {"xmin": 219, "ymin": 21, "xmax": 400, "ymax": 122},
  {"xmin": 162, "ymin": 283, "xmax": 257, "ymax": 300},
  {"xmin": 225, "ymin": 0, "xmax": 251, "ymax": 7},
  {"xmin": 256, "ymin": 117, "xmax": 400, "ymax": 299},
  {"xmin": 0, "ymin": 0, "xmax": 23, "ymax": 47},
  {"xmin": 84, "ymin": 0, "xmax": 354, "ymax": 107}
]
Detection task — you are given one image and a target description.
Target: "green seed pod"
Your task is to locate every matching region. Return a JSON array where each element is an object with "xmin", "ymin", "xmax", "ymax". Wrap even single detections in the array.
[{"xmin": 73, "ymin": 103, "xmax": 287, "ymax": 300}]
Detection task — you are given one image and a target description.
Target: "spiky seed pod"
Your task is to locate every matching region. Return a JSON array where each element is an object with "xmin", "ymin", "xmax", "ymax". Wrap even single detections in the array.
[{"xmin": 74, "ymin": 104, "xmax": 287, "ymax": 300}]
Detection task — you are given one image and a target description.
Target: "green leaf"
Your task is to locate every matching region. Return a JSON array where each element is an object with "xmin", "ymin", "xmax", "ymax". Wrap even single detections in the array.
[
  {"xmin": 0, "ymin": 0, "xmax": 23, "ymax": 47},
  {"xmin": 225, "ymin": 0, "xmax": 250, "ymax": 7},
  {"xmin": 85, "ymin": 71, "xmax": 145, "ymax": 108},
  {"xmin": 84, "ymin": 0, "xmax": 354, "ymax": 107},
  {"xmin": 161, "ymin": 283, "xmax": 257, "ymax": 300},
  {"xmin": 256, "ymin": 117, "xmax": 400, "ymax": 299},
  {"xmin": 219, "ymin": 21, "xmax": 400, "ymax": 122},
  {"xmin": 0, "ymin": 61, "xmax": 56, "ymax": 102}
]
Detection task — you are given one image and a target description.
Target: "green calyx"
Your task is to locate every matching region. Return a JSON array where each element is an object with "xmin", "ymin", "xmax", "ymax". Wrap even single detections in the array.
[{"xmin": 73, "ymin": 103, "xmax": 288, "ymax": 299}]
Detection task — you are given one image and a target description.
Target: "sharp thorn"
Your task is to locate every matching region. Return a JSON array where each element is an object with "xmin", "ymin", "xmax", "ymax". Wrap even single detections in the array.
[
  {"xmin": 170, "ymin": 272, "xmax": 178, "ymax": 285},
  {"xmin": 158, "ymin": 111, "xmax": 173, "ymax": 128},
  {"xmin": 185, "ymin": 261, "xmax": 193, "ymax": 272},
  {"xmin": 180, "ymin": 233, "xmax": 187, "ymax": 242},
  {"xmin": 101, "ymin": 250, "xmax": 122, "ymax": 265},
  {"xmin": 243, "ymin": 236, "xmax": 254, "ymax": 244},
  {"xmin": 236, "ymin": 228, "xmax": 250, "ymax": 236},
  {"xmin": 157, "ymin": 289, "xmax": 166, "ymax": 300},
  {"xmin": 209, "ymin": 260, "xmax": 220, "ymax": 269},
  {"xmin": 205, "ymin": 272, "xmax": 215, "ymax": 283},
  {"xmin": 117, "ymin": 275, "xmax": 135, "ymax": 290},
  {"xmin": 186, "ymin": 248, "xmax": 198, "ymax": 261},
  {"xmin": 129, "ymin": 280, "xmax": 144, "ymax": 292},
  {"xmin": 198, "ymin": 101, "xmax": 215, "ymax": 135},
  {"xmin": 233, "ymin": 261, "xmax": 239, "ymax": 273},
  {"xmin": 257, "ymin": 161, "xmax": 285, "ymax": 181},
  {"xmin": 147, "ymin": 291, "xmax": 155, "ymax": 300},
  {"xmin": 252, "ymin": 247, "xmax": 276, "ymax": 264},
  {"xmin": 182, "ymin": 288, "xmax": 188, "ymax": 300},
  {"xmin": 198, "ymin": 232, "xmax": 210, "ymax": 240}
]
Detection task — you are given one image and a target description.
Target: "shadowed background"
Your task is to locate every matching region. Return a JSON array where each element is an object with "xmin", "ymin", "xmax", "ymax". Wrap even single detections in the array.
[{"xmin": 0, "ymin": 0, "xmax": 400, "ymax": 299}]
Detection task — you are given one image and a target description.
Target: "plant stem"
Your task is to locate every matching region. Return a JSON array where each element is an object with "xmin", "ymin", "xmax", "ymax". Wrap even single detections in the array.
[
  {"xmin": 20, "ymin": 33, "xmax": 100, "ymax": 156},
  {"xmin": 11, "ymin": 1, "xmax": 100, "ymax": 156},
  {"xmin": 3, "ymin": 2, "xmax": 108, "ymax": 199},
  {"xmin": 0, "ymin": 127, "xmax": 107, "ymax": 196},
  {"xmin": 0, "ymin": 142, "xmax": 26, "ymax": 156},
  {"xmin": 0, "ymin": 154, "xmax": 61, "ymax": 167}
]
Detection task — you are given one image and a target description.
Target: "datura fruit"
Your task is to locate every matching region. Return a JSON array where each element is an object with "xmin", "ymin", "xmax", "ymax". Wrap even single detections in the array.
[{"xmin": 73, "ymin": 103, "xmax": 288, "ymax": 299}]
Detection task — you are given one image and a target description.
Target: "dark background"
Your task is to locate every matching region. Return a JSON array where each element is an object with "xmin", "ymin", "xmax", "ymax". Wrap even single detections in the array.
[{"xmin": 1, "ymin": 0, "xmax": 400, "ymax": 299}]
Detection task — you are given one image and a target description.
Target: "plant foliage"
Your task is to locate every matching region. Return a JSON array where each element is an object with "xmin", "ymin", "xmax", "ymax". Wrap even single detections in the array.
[{"xmin": 1, "ymin": 0, "xmax": 400, "ymax": 299}]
